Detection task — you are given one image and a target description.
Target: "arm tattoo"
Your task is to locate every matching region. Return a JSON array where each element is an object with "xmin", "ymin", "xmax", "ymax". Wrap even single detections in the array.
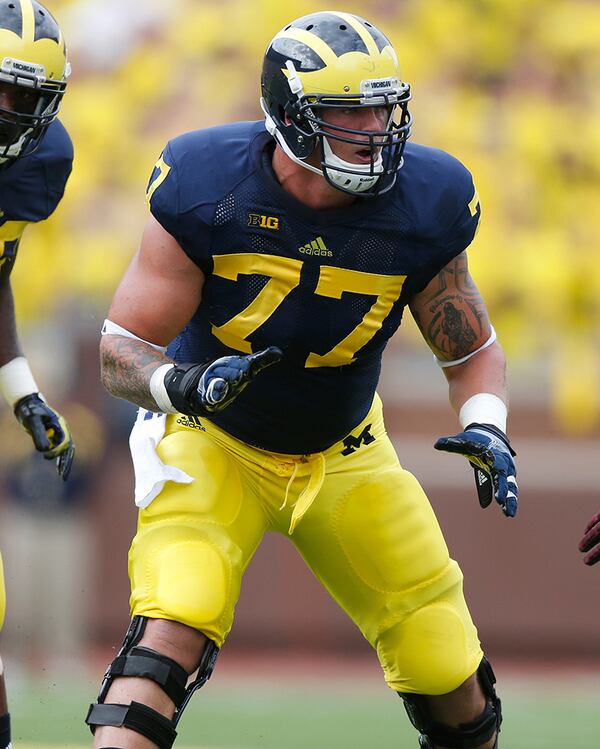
[
  {"xmin": 100, "ymin": 335, "xmax": 173, "ymax": 411},
  {"xmin": 414, "ymin": 252, "xmax": 489, "ymax": 360}
]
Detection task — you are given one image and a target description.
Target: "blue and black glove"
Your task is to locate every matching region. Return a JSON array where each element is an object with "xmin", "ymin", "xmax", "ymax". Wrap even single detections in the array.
[
  {"xmin": 434, "ymin": 423, "xmax": 518, "ymax": 518},
  {"xmin": 165, "ymin": 346, "xmax": 283, "ymax": 416},
  {"xmin": 14, "ymin": 393, "xmax": 75, "ymax": 481}
]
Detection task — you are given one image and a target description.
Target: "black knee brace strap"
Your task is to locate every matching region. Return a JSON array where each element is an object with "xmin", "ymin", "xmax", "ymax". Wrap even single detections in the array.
[
  {"xmin": 399, "ymin": 657, "xmax": 502, "ymax": 749},
  {"xmin": 86, "ymin": 616, "xmax": 219, "ymax": 749},
  {"xmin": 86, "ymin": 701, "xmax": 177, "ymax": 749}
]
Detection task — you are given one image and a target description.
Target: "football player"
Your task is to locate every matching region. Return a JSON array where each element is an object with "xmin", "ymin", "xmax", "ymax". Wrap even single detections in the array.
[
  {"xmin": 89, "ymin": 12, "xmax": 517, "ymax": 749},
  {"xmin": 0, "ymin": 2, "xmax": 73, "ymax": 747}
]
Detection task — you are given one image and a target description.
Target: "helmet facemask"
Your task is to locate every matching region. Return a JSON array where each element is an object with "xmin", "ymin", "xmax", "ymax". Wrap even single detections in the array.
[
  {"xmin": 294, "ymin": 84, "xmax": 412, "ymax": 196},
  {"xmin": 0, "ymin": 59, "xmax": 67, "ymax": 161}
]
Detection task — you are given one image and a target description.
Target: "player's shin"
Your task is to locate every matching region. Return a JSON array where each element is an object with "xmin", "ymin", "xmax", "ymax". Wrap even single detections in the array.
[
  {"xmin": 86, "ymin": 616, "xmax": 219, "ymax": 749},
  {"xmin": 398, "ymin": 657, "xmax": 501, "ymax": 749}
]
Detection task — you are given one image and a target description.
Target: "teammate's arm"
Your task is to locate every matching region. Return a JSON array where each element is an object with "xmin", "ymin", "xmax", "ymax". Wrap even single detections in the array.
[
  {"xmin": 0, "ymin": 240, "xmax": 74, "ymax": 479},
  {"xmin": 409, "ymin": 251, "xmax": 518, "ymax": 517},
  {"xmin": 101, "ymin": 215, "xmax": 281, "ymax": 413},
  {"xmin": 0, "ymin": 260, "xmax": 21, "ymax": 365}
]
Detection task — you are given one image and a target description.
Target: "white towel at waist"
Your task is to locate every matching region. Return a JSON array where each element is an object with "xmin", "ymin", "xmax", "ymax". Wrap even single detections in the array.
[{"xmin": 129, "ymin": 409, "xmax": 194, "ymax": 508}]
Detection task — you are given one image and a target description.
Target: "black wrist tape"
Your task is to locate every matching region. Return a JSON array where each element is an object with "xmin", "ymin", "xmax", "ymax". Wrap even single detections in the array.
[{"xmin": 164, "ymin": 362, "xmax": 210, "ymax": 416}]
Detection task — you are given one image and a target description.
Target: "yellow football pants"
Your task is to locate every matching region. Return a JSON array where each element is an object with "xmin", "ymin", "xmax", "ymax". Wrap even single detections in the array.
[{"xmin": 129, "ymin": 395, "xmax": 483, "ymax": 695}]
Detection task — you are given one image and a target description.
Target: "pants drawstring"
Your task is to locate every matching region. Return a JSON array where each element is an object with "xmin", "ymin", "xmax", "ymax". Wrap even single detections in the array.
[{"xmin": 282, "ymin": 453, "xmax": 326, "ymax": 535}]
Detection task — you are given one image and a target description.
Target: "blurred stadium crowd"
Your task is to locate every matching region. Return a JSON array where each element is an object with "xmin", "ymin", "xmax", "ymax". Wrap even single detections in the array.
[{"xmin": 10, "ymin": 0, "xmax": 600, "ymax": 433}]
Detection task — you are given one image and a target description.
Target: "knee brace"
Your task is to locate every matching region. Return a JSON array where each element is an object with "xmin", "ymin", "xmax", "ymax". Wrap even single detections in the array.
[
  {"xmin": 399, "ymin": 656, "xmax": 502, "ymax": 749},
  {"xmin": 85, "ymin": 616, "xmax": 219, "ymax": 749}
]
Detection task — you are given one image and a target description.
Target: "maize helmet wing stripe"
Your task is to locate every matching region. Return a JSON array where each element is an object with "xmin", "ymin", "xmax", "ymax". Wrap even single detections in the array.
[
  {"xmin": 287, "ymin": 12, "xmax": 370, "ymax": 57},
  {"xmin": 346, "ymin": 13, "xmax": 394, "ymax": 53},
  {"xmin": 332, "ymin": 11, "xmax": 381, "ymax": 58},
  {"xmin": 272, "ymin": 26, "xmax": 337, "ymax": 68},
  {"xmin": 0, "ymin": 1, "xmax": 66, "ymax": 81},
  {"xmin": 18, "ymin": 0, "xmax": 34, "ymax": 42},
  {"xmin": 272, "ymin": 14, "xmax": 400, "ymax": 95}
]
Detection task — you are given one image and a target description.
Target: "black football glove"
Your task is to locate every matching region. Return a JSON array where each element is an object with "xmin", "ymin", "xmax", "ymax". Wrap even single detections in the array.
[
  {"xmin": 14, "ymin": 393, "xmax": 75, "ymax": 481},
  {"xmin": 164, "ymin": 346, "xmax": 283, "ymax": 416},
  {"xmin": 434, "ymin": 423, "xmax": 518, "ymax": 518},
  {"xmin": 579, "ymin": 512, "xmax": 600, "ymax": 566}
]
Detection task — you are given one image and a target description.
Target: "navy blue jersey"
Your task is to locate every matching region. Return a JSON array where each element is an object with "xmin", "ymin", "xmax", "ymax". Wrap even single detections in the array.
[
  {"xmin": 0, "ymin": 119, "xmax": 73, "ymax": 270},
  {"xmin": 147, "ymin": 120, "xmax": 480, "ymax": 454}
]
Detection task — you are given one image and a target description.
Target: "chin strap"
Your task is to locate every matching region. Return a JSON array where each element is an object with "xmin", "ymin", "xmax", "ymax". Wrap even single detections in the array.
[
  {"xmin": 321, "ymin": 137, "xmax": 383, "ymax": 193},
  {"xmin": 261, "ymin": 97, "xmax": 383, "ymax": 195}
]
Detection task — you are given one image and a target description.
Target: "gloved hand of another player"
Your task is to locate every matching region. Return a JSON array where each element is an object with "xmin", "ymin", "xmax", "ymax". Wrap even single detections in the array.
[
  {"xmin": 579, "ymin": 512, "xmax": 600, "ymax": 566},
  {"xmin": 165, "ymin": 346, "xmax": 283, "ymax": 416},
  {"xmin": 14, "ymin": 393, "xmax": 75, "ymax": 481},
  {"xmin": 434, "ymin": 423, "xmax": 518, "ymax": 518}
]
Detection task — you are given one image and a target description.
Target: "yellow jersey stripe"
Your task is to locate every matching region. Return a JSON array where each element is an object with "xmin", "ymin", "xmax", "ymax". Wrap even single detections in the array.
[
  {"xmin": 468, "ymin": 187, "xmax": 480, "ymax": 217},
  {"xmin": 146, "ymin": 155, "xmax": 171, "ymax": 205}
]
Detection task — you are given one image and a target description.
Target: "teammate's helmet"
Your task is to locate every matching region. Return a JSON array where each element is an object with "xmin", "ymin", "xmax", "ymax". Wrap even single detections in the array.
[
  {"xmin": 0, "ymin": 0, "xmax": 69, "ymax": 162},
  {"xmin": 261, "ymin": 11, "xmax": 411, "ymax": 197}
]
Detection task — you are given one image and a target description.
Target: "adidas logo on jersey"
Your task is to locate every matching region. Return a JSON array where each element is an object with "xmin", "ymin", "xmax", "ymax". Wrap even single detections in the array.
[{"xmin": 298, "ymin": 236, "xmax": 332, "ymax": 256}]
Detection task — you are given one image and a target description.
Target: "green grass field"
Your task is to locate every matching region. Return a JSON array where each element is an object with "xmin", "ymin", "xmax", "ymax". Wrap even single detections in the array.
[{"xmin": 8, "ymin": 665, "xmax": 600, "ymax": 748}]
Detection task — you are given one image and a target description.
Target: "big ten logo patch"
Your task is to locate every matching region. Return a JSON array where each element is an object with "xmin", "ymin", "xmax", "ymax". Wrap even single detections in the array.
[
  {"xmin": 341, "ymin": 424, "xmax": 376, "ymax": 456},
  {"xmin": 248, "ymin": 213, "xmax": 280, "ymax": 230}
]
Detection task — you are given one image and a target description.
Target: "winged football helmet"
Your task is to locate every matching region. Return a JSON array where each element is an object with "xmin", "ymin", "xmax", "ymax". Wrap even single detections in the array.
[
  {"xmin": 261, "ymin": 11, "xmax": 412, "ymax": 197},
  {"xmin": 0, "ymin": 0, "xmax": 69, "ymax": 161}
]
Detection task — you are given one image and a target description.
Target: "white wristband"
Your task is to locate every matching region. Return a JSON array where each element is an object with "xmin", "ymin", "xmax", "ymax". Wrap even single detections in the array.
[
  {"xmin": 149, "ymin": 363, "xmax": 178, "ymax": 413},
  {"xmin": 0, "ymin": 356, "xmax": 39, "ymax": 408},
  {"xmin": 459, "ymin": 393, "xmax": 507, "ymax": 433}
]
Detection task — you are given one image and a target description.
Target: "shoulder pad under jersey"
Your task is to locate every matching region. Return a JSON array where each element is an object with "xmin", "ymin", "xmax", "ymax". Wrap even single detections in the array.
[{"xmin": 146, "ymin": 120, "xmax": 267, "ymax": 269}]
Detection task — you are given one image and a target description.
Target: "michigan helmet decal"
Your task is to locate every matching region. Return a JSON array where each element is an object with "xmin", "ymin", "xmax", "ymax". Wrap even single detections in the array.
[
  {"xmin": 0, "ymin": 0, "xmax": 69, "ymax": 161},
  {"xmin": 261, "ymin": 11, "xmax": 412, "ymax": 197}
]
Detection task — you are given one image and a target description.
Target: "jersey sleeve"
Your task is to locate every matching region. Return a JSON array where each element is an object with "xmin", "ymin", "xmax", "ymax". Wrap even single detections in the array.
[
  {"xmin": 9, "ymin": 120, "xmax": 73, "ymax": 223},
  {"xmin": 410, "ymin": 154, "xmax": 481, "ymax": 293},
  {"xmin": 39, "ymin": 126, "xmax": 73, "ymax": 219},
  {"xmin": 438, "ymin": 176, "xmax": 481, "ymax": 257},
  {"xmin": 146, "ymin": 141, "xmax": 214, "ymax": 273}
]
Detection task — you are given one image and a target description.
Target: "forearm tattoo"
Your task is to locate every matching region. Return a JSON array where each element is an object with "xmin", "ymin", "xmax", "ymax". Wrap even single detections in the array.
[
  {"xmin": 100, "ymin": 335, "xmax": 173, "ymax": 411},
  {"xmin": 413, "ymin": 252, "xmax": 489, "ymax": 360}
]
